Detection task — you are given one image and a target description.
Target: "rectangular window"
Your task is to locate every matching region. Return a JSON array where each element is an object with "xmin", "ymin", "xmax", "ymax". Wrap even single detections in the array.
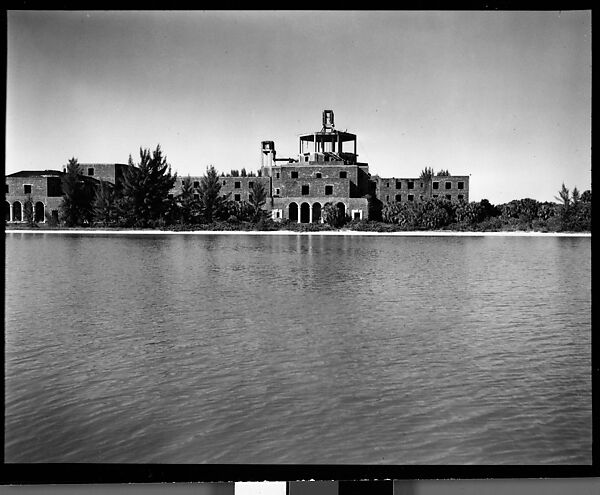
[
  {"xmin": 275, "ymin": 188, "xmax": 280, "ymax": 195},
  {"xmin": 385, "ymin": 195, "xmax": 389, "ymax": 202},
  {"xmin": 339, "ymin": 171, "xmax": 347, "ymax": 178},
  {"xmin": 249, "ymin": 194, "xmax": 253, "ymax": 202},
  {"xmin": 445, "ymin": 181, "xmax": 452, "ymax": 190},
  {"xmin": 316, "ymin": 172, "xmax": 322, "ymax": 178},
  {"xmin": 353, "ymin": 212, "xmax": 361, "ymax": 220},
  {"xmin": 408, "ymin": 194, "xmax": 414, "ymax": 201},
  {"xmin": 408, "ymin": 181, "xmax": 414, "ymax": 189},
  {"xmin": 193, "ymin": 193, "xmax": 199, "ymax": 200},
  {"xmin": 395, "ymin": 194, "xmax": 401, "ymax": 202},
  {"xmin": 433, "ymin": 194, "xmax": 438, "ymax": 198},
  {"xmin": 325, "ymin": 185, "xmax": 333, "ymax": 195},
  {"xmin": 248, "ymin": 181, "xmax": 254, "ymax": 188},
  {"xmin": 304, "ymin": 156, "xmax": 309, "ymax": 162},
  {"xmin": 276, "ymin": 211, "xmax": 280, "ymax": 218},
  {"xmin": 276, "ymin": 172, "xmax": 280, "ymax": 179},
  {"xmin": 458, "ymin": 181, "xmax": 464, "ymax": 190},
  {"xmin": 291, "ymin": 171, "xmax": 298, "ymax": 178},
  {"xmin": 432, "ymin": 181, "xmax": 439, "ymax": 190},
  {"xmin": 396, "ymin": 181, "xmax": 401, "ymax": 189},
  {"xmin": 446, "ymin": 194, "xmax": 452, "ymax": 200},
  {"xmin": 386, "ymin": 182, "xmax": 390, "ymax": 188},
  {"xmin": 193, "ymin": 181, "xmax": 200, "ymax": 188},
  {"xmin": 24, "ymin": 184, "xmax": 32, "ymax": 194},
  {"xmin": 234, "ymin": 194, "xmax": 241, "ymax": 201},
  {"xmin": 87, "ymin": 168, "xmax": 94, "ymax": 176},
  {"xmin": 235, "ymin": 181, "xmax": 241, "ymax": 188},
  {"xmin": 302, "ymin": 185, "xmax": 309, "ymax": 195},
  {"xmin": 458, "ymin": 194, "xmax": 464, "ymax": 200}
]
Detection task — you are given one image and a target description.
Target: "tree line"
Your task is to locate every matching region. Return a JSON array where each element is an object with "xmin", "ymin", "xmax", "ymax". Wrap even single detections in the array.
[
  {"xmin": 27, "ymin": 146, "xmax": 591, "ymax": 232},
  {"xmin": 55, "ymin": 145, "xmax": 269, "ymax": 228}
]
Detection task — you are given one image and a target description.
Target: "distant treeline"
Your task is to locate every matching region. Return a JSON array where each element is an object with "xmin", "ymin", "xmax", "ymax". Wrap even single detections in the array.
[{"xmin": 21, "ymin": 145, "xmax": 591, "ymax": 233}]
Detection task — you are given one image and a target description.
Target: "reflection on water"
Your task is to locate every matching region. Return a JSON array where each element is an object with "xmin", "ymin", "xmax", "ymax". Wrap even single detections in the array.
[{"xmin": 4, "ymin": 233, "xmax": 591, "ymax": 464}]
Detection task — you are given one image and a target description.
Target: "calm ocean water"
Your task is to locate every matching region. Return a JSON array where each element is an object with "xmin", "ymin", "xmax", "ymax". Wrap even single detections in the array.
[{"xmin": 4, "ymin": 233, "xmax": 591, "ymax": 464}]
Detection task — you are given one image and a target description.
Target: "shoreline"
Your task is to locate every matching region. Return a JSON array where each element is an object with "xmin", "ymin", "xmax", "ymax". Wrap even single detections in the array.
[{"xmin": 5, "ymin": 228, "xmax": 591, "ymax": 237}]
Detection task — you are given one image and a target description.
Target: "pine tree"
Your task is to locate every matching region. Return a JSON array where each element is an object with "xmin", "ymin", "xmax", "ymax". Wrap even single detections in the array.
[
  {"xmin": 198, "ymin": 165, "xmax": 224, "ymax": 223},
  {"xmin": 120, "ymin": 145, "xmax": 177, "ymax": 227},
  {"xmin": 93, "ymin": 180, "xmax": 118, "ymax": 226},
  {"xmin": 179, "ymin": 175, "xmax": 197, "ymax": 224},
  {"xmin": 59, "ymin": 157, "xmax": 95, "ymax": 226}
]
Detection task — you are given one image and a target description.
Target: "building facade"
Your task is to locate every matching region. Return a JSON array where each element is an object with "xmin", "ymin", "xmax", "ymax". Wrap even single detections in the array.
[{"xmin": 6, "ymin": 111, "xmax": 470, "ymax": 224}]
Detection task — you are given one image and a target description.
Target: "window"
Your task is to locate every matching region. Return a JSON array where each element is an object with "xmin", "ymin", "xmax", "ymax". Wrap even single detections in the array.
[
  {"xmin": 408, "ymin": 194, "xmax": 414, "ymax": 201},
  {"xmin": 385, "ymin": 195, "xmax": 389, "ymax": 202},
  {"xmin": 458, "ymin": 194, "xmax": 464, "ymax": 200},
  {"xmin": 325, "ymin": 185, "xmax": 333, "ymax": 195},
  {"xmin": 386, "ymin": 182, "xmax": 390, "ymax": 188},
  {"xmin": 432, "ymin": 181, "xmax": 439, "ymax": 190},
  {"xmin": 395, "ymin": 194, "xmax": 401, "ymax": 202},
  {"xmin": 234, "ymin": 194, "xmax": 241, "ymax": 201},
  {"xmin": 445, "ymin": 181, "xmax": 452, "ymax": 190},
  {"xmin": 248, "ymin": 181, "xmax": 254, "ymax": 188},
  {"xmin": 24, "ymin": 185, "xmax": 32, "ymax": 194},
  {"xmin": 316, "ymin": 172, "xmax": 322, "ymax": 178},
  {"xmin": 291, "ymin": 171, "xmax": 298, "ymax": 179},
  {"xmin": 301, "ymin": 185, "xmax": 309, "ymax": 195},
  {"xmin": 234, "ymin": 181, "xmax": 241, "ymax": 188},
  {"xmin": 276, "ymin": 211, "xmax": 280, "ymax": 218},
  {"xmin": 433, "ymin": 194, "xmax": 438, "ymax": 198},
  {"xmin": 249, "ymin": 194, "xmax": 253, "ymax": 202},
  {"xmin": 408, "ymin": 181, "xmax": 414, "ymax": 189},
  {"xmin": 276, "ymin": 172, "xmax": 280, "ymax": 179},
  {"xmin": 194, "ymin": 193, "xmax": 199, "ymax": 201},
  {"xmin": 193, "ymin": 181, "xmax": 199, "ymax": 188},
  {"xmin": 339, "ymin": 171, "xmax": 347, "ymax": 178},
  {"xmin": 353, "ymin": 211, "xmax": 361, "ymax": 220},
  {"xmin": 222, "ymin": 180, "xmax": 227, "ymax": 186},
  {"xmin": 87, "ymin": 168, "xmax": 94, "ymax": 176},
  {"xmin": 446, "ymin": 194, "xmax": 452, "ymax": 200},
  {"xmin": 396, "ymin": 181, "xmax": 401, "ymax": 189},
  {"xmin": 458, "ymin": 181, "xmax": 464, "ymax": 190},
  {"xmin": 304, "ymin": 156, "xmax": 309, "ymax": 162},
  {"xmin": 275, "ymin": 188, "xmax": 280, "ymax": 195}
]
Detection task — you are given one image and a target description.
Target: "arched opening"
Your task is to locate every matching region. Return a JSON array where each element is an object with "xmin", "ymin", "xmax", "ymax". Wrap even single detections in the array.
[
  {"xmin": 312, "ymin": 202, "xmax": 322, "ymax": 223},
  {"xmin": 336, "ymin": 202, "xmax": 346, "ymax": 219},
  {"xmin": 300, "ymin": 202, "xmax": 310, "ymax": 223},
  {"xmin": 5, "ymin": 202, "xmax": 10, "ymax": 222},
  {"xmin": 12, "ymin": 201, "xmax": 22, "ymax": 222},
  {"xmin": 34, "ymin": 202, "xmax": 45, "ymax": 223},
  {"xmin": 288, "ymin": 202, "xmax": 298, "ymax": 222}
]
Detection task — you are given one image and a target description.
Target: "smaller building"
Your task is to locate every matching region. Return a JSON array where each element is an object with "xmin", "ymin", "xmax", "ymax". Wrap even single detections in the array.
[
  {"xmin": 5, "ymin": 170, "xmax": 65, "ymax": 223},
  {"xmin": 5, "ymin": 163, "xmax": 132, "ymax": 223},
  {"xmin": 375, "ymin": 175, "xmax": 469, "ymax": 204}
]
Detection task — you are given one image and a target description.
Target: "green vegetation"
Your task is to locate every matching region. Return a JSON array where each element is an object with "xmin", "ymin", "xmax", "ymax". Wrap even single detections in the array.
[{"xmin": 15, "ymin": 152, "xmax": 590, "ymax": 233}]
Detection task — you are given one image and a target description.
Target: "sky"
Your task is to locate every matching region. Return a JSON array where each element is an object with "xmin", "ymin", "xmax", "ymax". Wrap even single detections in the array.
[{"xmin": 6, "ymin": 10, "xmax": 591, "ymax": 203}]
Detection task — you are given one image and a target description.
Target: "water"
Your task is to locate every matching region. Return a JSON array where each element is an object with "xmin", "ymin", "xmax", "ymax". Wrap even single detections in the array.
[{"xmin": 4, "ymin": 233, "xmax": 592, "ymax": 464}]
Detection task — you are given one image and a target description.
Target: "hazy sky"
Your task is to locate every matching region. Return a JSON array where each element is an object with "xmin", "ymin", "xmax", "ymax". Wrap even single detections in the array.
[{"xmin": 6, "ymin": 11, "xmax": 591, "ymax": 203}]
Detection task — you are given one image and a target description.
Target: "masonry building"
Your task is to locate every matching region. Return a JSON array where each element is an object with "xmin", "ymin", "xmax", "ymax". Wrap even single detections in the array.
[{"xmin": 6, "ymin": 110, "xmax": 469, "ymax": 223}]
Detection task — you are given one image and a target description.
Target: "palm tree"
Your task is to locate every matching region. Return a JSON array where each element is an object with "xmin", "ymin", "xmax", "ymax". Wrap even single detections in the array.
[
  {"xmin": 555, "ymin": 183, "xmax": 570, "ymax": 207},
  {"xmin": 249, "ymin": 181, "xmax": 267, "ymax": 221},
  {"xmin": 420, "ymin": 166, "xmax": 434, "ymax": 199}
]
